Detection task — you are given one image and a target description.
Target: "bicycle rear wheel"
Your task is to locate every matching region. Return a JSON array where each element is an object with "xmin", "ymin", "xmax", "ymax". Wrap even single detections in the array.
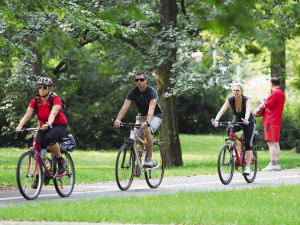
[
  {"xmin": 116, "ymin": 144, "xmax": 134, "ymax": 191},
  {"xmin": 218, "ymin": 144, "xmax": 234, "ymax": 185},
  {"xmin": 16, "ymin": 151, "xmax": 43, "ymax": 200},
  {"xmin": 145, "ymin": 142, "xmax": 165, "ymax": 188},
  {"xmin": 53, "ymin": 151, "xmax": 75, "ymax": 197},
  {"xmin": 243, "ymin": 149, "xmax": 257, "ymax": 183}
]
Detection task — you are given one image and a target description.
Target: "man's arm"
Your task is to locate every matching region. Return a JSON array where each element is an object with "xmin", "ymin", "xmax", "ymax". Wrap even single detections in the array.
[
  {"xmin": 114, "ymin": 100, "xmax": 132, "ymax": 128},
  {"xmin": 146, "ymin": 99, "xmax": 157, "ymax": 123}
]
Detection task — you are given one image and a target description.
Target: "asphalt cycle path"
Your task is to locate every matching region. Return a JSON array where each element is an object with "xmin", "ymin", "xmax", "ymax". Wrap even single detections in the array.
[{"xmin": 1, "ymin": 168, "xmax": 300, "ymax": 208}]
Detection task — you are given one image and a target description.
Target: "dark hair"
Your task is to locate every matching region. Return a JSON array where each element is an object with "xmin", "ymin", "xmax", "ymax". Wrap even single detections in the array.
[
  {"xmin": 135, "ymin": 71, "xmax": 147, "ymax": 79},
  {"xmin": 271, "ymin": 77, "xmax": 280, "ymax": 86}
]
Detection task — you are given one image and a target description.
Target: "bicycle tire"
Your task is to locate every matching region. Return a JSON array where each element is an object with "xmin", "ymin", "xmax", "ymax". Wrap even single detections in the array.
[
  {"xmin": 115, "ymin": 144, "xmax": 134, "ymax": 191},
  {"xmin": 218, "ymin": 144, "xmax": 234, "ymax": 185},
  {"xmin": 53, "ymin": 151, "xmax": 75, "ymax": 197},
  {"xmin": 16, "ymin": 151, "xmax": 43, "ymax": 200},
  {"xmin": 242, "ymin": 148, "xmax": 257, "ymax": 183},
  {"xmin": 145, "ymin": 142, "xmax": 165, "ymax": 188}
]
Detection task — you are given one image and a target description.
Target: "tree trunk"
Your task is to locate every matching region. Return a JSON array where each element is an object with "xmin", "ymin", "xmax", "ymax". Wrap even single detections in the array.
[
  {"xmin": 157, "ymin": 0, "xmax": 183, "ymax": 166},
  {"xmin": 270, "ymin": 38, "xmax": 286, "ymax": 92},
  {"xmin": 26, "ymin": 35, "xmax": 42, "ymax": 102}
]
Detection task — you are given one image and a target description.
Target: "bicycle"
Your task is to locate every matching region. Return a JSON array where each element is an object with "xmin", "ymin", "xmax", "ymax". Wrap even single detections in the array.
[
  {"xmin": 115, "ymin": 122, "xmax": 165, "ymax": 191},
  {"xmin": 16, "ymin": 128, "xmax": 75, "ymax": 200},
  {"xmin": 214, "ymin": 121, "xmax": 258, "ymax": 185}
]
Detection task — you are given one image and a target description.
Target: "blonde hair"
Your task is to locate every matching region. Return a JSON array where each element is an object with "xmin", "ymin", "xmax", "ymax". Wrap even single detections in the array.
[{"xmin": 231, "ymin": 81, "xmax": 244, "ymax": 93}]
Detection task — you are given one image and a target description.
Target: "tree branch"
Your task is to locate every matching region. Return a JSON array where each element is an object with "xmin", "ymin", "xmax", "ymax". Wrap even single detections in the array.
[
  {"xmin": 180, "ymin": 0, "xmax": 202, "ymax": 37},
  {"xmin": 113, "ymin": 33, "xmax": 149, "ymax": 56}
]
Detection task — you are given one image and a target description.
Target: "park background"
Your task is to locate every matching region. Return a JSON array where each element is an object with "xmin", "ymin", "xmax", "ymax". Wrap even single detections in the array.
[
  {"xmin": 0, "ymin": 1, "xmax": 300, "ymax": 224},
  {"xmin": 0, "ymin": 1, "xmax": 299, "ymax": 166}
]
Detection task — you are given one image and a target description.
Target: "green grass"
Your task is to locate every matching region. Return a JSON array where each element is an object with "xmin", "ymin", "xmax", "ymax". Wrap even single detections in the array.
[
  {"xmin": 1, "ymin": 134, "xmax": 300, "ymax": 186},
  {"xmin": 0, "ymin": 185, "xmax": 299, "ymax": 224}
]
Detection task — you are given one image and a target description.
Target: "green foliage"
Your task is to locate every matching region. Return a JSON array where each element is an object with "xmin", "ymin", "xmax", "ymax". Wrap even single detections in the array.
[{"xmin": 178, "ymin": 87, "xmax": 232, "ymax": 134}]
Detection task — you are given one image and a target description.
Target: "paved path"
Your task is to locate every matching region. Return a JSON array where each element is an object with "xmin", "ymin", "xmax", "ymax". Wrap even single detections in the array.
[{"xmin": 1, "ymin": 169, "xmax": 300, "ymax": 208}]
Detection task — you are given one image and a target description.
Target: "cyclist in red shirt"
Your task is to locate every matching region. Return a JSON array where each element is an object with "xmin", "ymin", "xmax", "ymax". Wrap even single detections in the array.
[
  {"xmin": 261, "ymin": 77, "xmax": 285, "ymax": 171},
  {"xmin": 16, "ymin": 77, "xmax": 67, "ymax": 187}
]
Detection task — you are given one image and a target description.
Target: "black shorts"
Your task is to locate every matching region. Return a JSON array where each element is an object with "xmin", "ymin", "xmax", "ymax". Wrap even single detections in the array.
[{"xmin": 37, "ymin": 124, "xmax": 67, "ymax": 149}]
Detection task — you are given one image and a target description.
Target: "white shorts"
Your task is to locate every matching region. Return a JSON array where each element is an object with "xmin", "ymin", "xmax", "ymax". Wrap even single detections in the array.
[{"xmin": 135, "ymin": 115, "xmax": 162, "ymax": 138}]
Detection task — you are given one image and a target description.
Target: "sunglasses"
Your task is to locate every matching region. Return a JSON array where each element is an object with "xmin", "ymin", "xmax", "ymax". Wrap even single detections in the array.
[
  {"xmin": 38, "ymin": 86, "xmax": 48, "ymax": 90},
  {"xmin": 135, "ymin": 78, "xmax": 145, "ymax": 82},
  {"xmin": 233, "ymin": 89, "xmax": 241, "ymax": 92}
]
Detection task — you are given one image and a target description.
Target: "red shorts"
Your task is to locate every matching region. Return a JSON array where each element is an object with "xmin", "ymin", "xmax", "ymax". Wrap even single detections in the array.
[{"xmin": 264, "ymin": 124, "xmax": 281, "ymax": 142}]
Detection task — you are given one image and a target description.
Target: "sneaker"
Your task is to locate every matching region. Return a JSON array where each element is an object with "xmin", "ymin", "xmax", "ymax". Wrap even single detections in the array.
[
  {"xmin": 243, "ymin": 167, "xmax": 251, "ymax": 175},
  {"xmin": 274, "ymin": 164, "xmax": 282, "ymax": 171},
  {"xmin": 261, "ymin": 163, "xmax": 277, "ymax": 171},
  {"xmin": 143, "ymin": 158, "xmax": 154, "ymax": 168},
  {"xmin": 31, "ymin": 175, "xmax": 39, "ymax": 189},
  {"xmin": 57, "ymin": 158, "xmax": 66, "ymax": 174}
]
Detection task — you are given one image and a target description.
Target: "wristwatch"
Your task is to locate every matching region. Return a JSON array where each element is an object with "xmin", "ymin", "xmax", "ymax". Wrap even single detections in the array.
[
  {"xmin": 146, "ymin": 121, "xmax": 150, "ymax": 127},
  {"xmin": 46, "ymin": 122, "xmax": 52, "ymax": 129}
]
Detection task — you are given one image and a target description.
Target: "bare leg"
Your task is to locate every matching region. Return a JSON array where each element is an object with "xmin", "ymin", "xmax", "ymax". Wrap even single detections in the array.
[
  {"xmin": 267, "ymin": 141, "xmax": 277, "ymax": 164},
  {"xmin": 47, "ymin": 143, "xmax": 61, "ymax": 158},
  {"xmin": 274, "ymin": 142, "xmax": 281, "ymax": 162},
  {"xmin": 245, "ymin": 150, "xmax": 253, "ymax": 167},
  {"xmin": 144, "ymin": 128, "xmax": 153, "ymax": 159}
]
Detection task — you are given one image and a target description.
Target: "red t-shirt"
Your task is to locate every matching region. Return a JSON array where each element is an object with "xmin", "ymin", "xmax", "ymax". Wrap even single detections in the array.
[
  {"xmin": 262, "ymin": 88, "xmax": 285, "ymax": 125},
  {"xmin": 29, "ymin": 95, "xmax": 67, "ymax": 126}
]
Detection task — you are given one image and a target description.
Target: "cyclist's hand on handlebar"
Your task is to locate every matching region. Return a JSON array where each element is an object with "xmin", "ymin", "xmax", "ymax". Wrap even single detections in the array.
[
  {"xmin": 242, "ymin": 118, "xmax": 249, "ymax": 125},
  {"xmin": 114, "ymin": 120, "xmax": 122, "ymax": 129},
  {"xmin": 141, "ymin": 122, "xmax": 148, "ymax": 130},
  {"xmin": 42, "ymin": 124, "xmax": 48, "ymax": 130},
  {"xmin": 16, "ymin": 126, "xmax": 23, "ymax": 132},
  {"xmin": 212, "ymin": 119, "xmax": 219, "ymax": 127}
]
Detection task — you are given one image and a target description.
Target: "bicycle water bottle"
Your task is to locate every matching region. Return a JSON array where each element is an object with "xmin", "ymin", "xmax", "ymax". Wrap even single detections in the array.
[
  {"xmin": 40, "ymin": 149, "xmax": 50, "ymax": 169},
  {"xmin": 137, "ymin": 144, "xmax": 142, "ymax": 159},
  {"xmin": 40, "ymin": 149, "xmax": 47, "ymax": 158}
]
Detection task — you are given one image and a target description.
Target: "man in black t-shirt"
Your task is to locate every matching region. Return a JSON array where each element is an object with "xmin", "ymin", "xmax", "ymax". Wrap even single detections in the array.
[{"xmin": 114, "ymin": 72, "xmax": 163, "ymax": 168}]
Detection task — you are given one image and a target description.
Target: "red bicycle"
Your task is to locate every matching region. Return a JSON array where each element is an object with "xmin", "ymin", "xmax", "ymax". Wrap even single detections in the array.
[
  {"xmin": 215, "ymin": 121, "xmax": 258, "ymax": 185},
  {"xmin": 16, "ymin": 128, "xmax": 75, "ymax": 200}
]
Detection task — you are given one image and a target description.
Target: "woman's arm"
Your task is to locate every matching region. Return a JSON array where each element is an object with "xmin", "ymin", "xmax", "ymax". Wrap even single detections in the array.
[
  {"xmin": 213, "ymin": 99, "xmax": 229, "ymax": 127},
  {"xmin": 244, "ymin": 99, "xmax": 251, "ymax": 125},
  {"xmin": 16, "ymin": 107, "xmax": 34, "ymax": 132}
]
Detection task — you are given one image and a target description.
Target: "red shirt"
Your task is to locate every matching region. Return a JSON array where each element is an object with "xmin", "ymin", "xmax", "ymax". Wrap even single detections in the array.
[
  {"xmin": 29, "ymin": 96, "xmax": 67, "ymax": 126},
  {"xmin": 262, "ymin": 87, "xmax": 285, "ymax": 125}
]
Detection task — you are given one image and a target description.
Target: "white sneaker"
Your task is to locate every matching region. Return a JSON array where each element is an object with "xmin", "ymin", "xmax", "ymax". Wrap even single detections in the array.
[
  {"xmin": 143, "ymin": 158, "xmax": 154, "ymax": 168},
  {"xmin": 243, "ymin": 167, "xmax": 251, "ymax": 175},
  {"xmin": 261, "ymin": 163, "xmax": 277, "ymax": 171},
  {"xmin": 274, "ymin": 164, "xmax": 282, "ymax": 171}
]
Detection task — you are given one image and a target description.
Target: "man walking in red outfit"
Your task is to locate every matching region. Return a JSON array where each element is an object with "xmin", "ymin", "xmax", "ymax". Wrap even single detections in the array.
[{"xmin": 261, "ymin": 77, "xmax": 285, "ymax": 171}]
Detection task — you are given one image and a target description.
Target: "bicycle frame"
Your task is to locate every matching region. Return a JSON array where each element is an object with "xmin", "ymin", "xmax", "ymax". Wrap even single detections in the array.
[
  {"xmin": 125, "ymin": 124, "xmax": 161, "ymax": 172},
  {"xmin": 26, "ymin": 129, "xmax": 66, "ymax": 179},
  {"xmin": 227, "ymin": 128, "xmax": 245, "ymax": 167}
]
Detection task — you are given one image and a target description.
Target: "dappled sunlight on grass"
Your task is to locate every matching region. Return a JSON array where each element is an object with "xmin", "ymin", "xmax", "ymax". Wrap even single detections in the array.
[{"xmin": 1, "ymin": 134, "xmax": 300, "ymax": 186}]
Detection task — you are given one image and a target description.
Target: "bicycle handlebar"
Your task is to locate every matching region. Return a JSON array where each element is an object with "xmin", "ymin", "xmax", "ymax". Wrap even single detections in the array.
[
  {"xmin": 120, "ymin": 123, "xmax": 142, "ymax": 129},
  {"xmin": 112, "ymin": 119, "xmax": 142, "ymax": 129},
  {"xmin": 20, "ymin": 128, "xmax": 43, "ymax": 132},
  {"xmin": 211, "ymin": 118, "xmax": 245, "ymax": 127}
]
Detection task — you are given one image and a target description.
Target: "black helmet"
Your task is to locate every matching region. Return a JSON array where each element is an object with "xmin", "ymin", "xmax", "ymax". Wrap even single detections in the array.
[{"xmin": 37, "ymin": 77, "xmax": 53, "ymax": 86}]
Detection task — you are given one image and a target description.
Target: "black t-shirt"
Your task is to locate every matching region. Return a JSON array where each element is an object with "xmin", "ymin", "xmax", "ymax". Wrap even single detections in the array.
[
  {"xmin": 228, "ymin": 95, "xmax": 255, "ymax": 123},
  {"xmin": 127, "ymin": 86, "xmax": 163, "ymax": 118}
]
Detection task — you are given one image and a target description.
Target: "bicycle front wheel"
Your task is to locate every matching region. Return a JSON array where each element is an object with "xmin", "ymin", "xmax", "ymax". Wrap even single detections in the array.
[
  {"xmin": 218, "ymin": 144, "xmax": 234, "ymax": 185},
  {"xmin": 115, "ymin": 144, "xmax": 134, "ymax": 191},
  {"xmin": 243, "ymin": 149, "xmax": 257, "ymax": 183},
  {"xmin": 53, "ymin": 151, "xmax": 75, "ymax": 197},
  {"xmin": 145, "ymin": 142, "xmax": 165, "ymax": 188},
  {"xmin": 16, "ymin": 151, "xmax": 43, "ymax": 200}
]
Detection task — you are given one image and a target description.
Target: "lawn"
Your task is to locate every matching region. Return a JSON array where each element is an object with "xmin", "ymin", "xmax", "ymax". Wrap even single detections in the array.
[
  {"xmin": 0, "ymin": 185, "xmax": 299, "ymax": 224},
  {"xmin": 1, "ymin": 134, "xmax": 300, "ymax": 187},
  {"xmin": 1, "ymin": 134, "xmax": 300, "ymax": 224}
]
